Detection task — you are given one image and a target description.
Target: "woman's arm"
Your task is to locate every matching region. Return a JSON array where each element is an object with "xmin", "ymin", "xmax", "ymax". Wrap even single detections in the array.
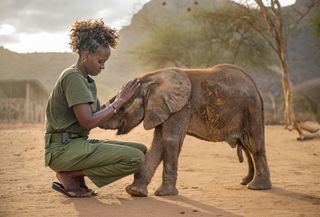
[{"xmin": 73, "ymin": 78, "xmax": 140, "ymax": 130}]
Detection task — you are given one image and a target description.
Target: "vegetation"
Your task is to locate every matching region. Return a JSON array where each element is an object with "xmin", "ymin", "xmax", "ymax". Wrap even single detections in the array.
[
  {"xmin": 312, "ymin": 10, "xmax": 320, "ymax": 36},
  {"xmin": 132, "ymin": 2, "xmax": 271, "ymax": 71}
]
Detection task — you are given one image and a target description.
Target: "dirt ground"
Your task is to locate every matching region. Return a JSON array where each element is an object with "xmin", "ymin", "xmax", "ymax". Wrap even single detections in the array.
[{"xmin": 0, "ymin": 123, "xmax": 319, "ymax": 217}]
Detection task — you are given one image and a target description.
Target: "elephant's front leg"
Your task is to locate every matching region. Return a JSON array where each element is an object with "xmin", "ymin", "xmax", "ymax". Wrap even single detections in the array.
[
  {"xmin": 126, "ymin": 127, "xmax": 163, "ymax": 197},
  {"xmin": 155, "ymin": 108, "xmax": 190, "ymax": 196}
]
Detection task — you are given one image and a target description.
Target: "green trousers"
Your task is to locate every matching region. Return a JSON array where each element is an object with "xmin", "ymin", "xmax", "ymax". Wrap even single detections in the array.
[{"xmin": 44, "ymin": 134, "xmax": 147, "ymax": 187}]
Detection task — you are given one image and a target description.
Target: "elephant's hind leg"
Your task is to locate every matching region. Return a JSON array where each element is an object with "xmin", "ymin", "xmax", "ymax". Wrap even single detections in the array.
[
  {"xmin": 244, "ymin": 137, "xmax": 272, "ymax": 190},
  {"xmin": 238, "ymin": 140, "xmax": 254, "ymax": 185},
  {"xmin": 247, "ymin": 150, "xmax": 272, "ymax": 190},
  {"xmin": 242, "ymin": 107, "xmax": 271, "ymax": 190}
]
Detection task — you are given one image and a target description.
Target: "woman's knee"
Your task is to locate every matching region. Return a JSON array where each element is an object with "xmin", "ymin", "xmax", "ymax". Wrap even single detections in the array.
[
  {"xmin": 127, "ymin": 149, "xmax": 145, "ymax": 169},
  {"xmin": 128, "ymin": 142, "xmax": 147, "ymax": 154},
  {"xmin": 137, "ymin": 143, "xmax": 148, "ymax": 154}
]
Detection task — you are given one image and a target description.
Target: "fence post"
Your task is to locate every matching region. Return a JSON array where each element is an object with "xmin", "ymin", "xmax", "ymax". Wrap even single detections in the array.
[{"xmin": 25, "ymin": 82, "xmax": 30, "ymax": 122}]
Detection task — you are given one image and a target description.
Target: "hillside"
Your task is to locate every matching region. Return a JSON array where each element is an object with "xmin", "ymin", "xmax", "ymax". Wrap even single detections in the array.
[
  {"xmin": 0, "ymin": 48, "xmax": 76, "ymax": 89},
  {"xmin": 0, "ymin": 48, "xmax": 117, "ymax": 101}
]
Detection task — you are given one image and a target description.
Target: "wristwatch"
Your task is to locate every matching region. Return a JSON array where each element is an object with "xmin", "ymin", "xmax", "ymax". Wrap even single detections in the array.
[{"xmin": 111, "ymin": 104, "xmax": 117, "ymax": 114}]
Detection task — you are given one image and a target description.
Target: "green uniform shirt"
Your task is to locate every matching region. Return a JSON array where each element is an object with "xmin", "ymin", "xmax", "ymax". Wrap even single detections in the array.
[{"xmin": 45, "ymin": 66, "xmax": 99, "ymax": 136}]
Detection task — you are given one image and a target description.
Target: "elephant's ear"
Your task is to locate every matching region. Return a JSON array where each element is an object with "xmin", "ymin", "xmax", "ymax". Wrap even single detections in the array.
[{"xmin": 143, "ymin": 69, "xmax": 191, "ymax": 130}]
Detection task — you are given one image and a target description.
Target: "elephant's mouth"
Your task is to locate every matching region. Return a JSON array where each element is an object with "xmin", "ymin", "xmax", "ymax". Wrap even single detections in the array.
[{"xmin": 117, "ymin": 120, "xmax": 128, "ymax": 135}]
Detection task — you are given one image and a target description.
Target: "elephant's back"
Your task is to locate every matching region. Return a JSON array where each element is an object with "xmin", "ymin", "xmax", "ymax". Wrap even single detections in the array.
[
  {"xmin": 183, "ymin": 64, "xmax": 261, "ymax": 102},
  {"xmin": 183, "ymin": 64, "xmax": 263, "ymax": 142}
]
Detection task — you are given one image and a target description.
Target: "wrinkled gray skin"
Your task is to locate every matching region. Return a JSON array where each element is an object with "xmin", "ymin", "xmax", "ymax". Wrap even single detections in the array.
[{"xmin": 101, "ymin": 64, "xmax": 271, "ymax": 197}]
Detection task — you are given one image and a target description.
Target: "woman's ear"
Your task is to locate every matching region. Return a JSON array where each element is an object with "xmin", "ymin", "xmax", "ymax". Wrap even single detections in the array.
[
  {"xmin": 143, "ymin": 69, "xmax": 191, "ymax": 130},
  {"xmin": 82, "ymin": 50, "xmax": 90, "ymax": 62}
]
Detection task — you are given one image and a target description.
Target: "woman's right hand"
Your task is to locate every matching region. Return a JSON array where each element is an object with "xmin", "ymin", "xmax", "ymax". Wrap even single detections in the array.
[
  {"xmin": 116, "ymin": 78, "xmax": 141, "ymax": 103},
  {"xmin": 74, "ymin": 79, "xmax": 141, "ymax": 130}
]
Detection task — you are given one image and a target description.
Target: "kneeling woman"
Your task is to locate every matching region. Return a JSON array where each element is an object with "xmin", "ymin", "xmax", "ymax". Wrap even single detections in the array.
[{"xmin": 44, "ymin": 19, "xmax": 146, "ymax": 197}]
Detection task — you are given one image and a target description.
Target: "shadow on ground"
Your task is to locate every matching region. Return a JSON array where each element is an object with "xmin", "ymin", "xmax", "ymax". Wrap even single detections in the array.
[
  {"xmin": 262, "ymin": 186, "xmax": 320, "ymax": 205},
  {"xmin": 68, "ymin": 195, "xmax": 242, "ymax": 217}
]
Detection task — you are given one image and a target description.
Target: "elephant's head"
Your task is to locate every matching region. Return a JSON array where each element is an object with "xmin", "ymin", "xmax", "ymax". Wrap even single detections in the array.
[{"xmin": 101, "ymin": 68, "xmax": 192, "ymax": 134}]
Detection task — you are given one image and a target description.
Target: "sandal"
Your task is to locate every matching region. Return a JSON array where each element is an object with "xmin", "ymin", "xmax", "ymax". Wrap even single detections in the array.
[
  {"xmin": 52, "ymin": 182, "xmax": 91, "ymax": 198},
  {"xmin": 79, "ymin": 177, "xmax": 98, "ymax": 196},
  {"xmin": 81, "ymin": 185, "xmax": 98, "ymax": 196}
]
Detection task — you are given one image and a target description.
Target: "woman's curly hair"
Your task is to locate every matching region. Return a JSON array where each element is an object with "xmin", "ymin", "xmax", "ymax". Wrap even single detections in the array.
[{"xmin": 69, "ymin": 19, "xmax": 120, "ymax": 53}]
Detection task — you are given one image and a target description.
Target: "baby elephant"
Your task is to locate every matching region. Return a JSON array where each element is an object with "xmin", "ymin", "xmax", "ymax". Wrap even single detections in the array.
[{"xmin": 101, "ymin": 64, "xmax": 271, "ymax": 196}]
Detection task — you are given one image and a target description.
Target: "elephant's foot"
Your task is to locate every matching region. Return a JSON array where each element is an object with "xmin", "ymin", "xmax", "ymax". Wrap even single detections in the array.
[
  {"xmin": 246, "ymin": 176, "xmax": 272, "ymax": 190},
  {"xmin": 240, "ymin": 174, "xmax": 254, "ymax": 185},
  {"xmin": 154, "ymin": 184, "xmax": 178, "ymax": 196},
  {"xmin": 126, "ymin": 184, "xmax": 148, "ymax": 197}
]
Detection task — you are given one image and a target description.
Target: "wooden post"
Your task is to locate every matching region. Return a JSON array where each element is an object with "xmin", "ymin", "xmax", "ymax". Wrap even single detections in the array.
[
  {"xmin": 8, "ymin": 83, "xmax": 12, "ymax": 122},
  {"xmin": 25, "ymin": 82, "xmax": 30, "ymax": 122}
]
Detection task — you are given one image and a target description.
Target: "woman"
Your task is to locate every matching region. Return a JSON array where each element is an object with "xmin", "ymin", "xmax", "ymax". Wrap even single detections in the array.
[{"xmin": 44, "ymin": 19, "xmax": 147, "ymax": 197}]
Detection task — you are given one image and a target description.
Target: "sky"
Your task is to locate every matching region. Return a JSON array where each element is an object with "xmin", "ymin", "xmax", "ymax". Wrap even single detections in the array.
[{"xmin": 0, "ymin": 0, "xmax": 296, "ymax": 53}]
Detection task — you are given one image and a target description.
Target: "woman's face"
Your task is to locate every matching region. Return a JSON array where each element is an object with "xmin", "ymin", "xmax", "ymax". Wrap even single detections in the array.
[{"xmin": 84, "ymin": 45, "xmax": 111, "ymax": 76}]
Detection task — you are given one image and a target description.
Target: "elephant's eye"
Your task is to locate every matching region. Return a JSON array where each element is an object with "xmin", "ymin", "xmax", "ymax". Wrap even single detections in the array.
[{"xmin": 118, "ymin": 106, "xmax": 125, "ymax": 112}]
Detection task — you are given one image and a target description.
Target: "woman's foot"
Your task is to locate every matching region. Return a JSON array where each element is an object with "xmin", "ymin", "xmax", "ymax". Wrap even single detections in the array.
[
  {"xmin": 56, "ymin": 172, "xmax": 97, "ymax": 196},
  {"xmin": 52, "ymin": 182, "xmax": 91, "ymax": 197},
  {"xmin": 77, "ymin": 176, "xmax": 98, "ymax": 196},
  {"xmin": 56, "ymin": 172, "xmax": 79, "ymax": 190}
]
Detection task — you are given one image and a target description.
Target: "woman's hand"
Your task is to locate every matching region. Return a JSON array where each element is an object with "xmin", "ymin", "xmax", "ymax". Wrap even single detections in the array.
[
  {"xmin": 73, "ymin": 78, "xmax": 141, "ymax": 131},
  {"xmin": 117, "ymin": 78, "xmax": 141, "ymax": 103}
]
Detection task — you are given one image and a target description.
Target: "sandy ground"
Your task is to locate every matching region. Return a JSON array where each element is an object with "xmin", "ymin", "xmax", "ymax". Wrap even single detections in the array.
[{"xmin": 0, "ymin": 123, "xmax": 319, "ymax": 217}]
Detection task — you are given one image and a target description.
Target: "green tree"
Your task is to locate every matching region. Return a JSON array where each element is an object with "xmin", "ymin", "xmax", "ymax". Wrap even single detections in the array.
[
  {"xmin": 132, "ymin": 2, "xmax": 270, "ymax": 71},
  {"xmin": 190, "ymin": 5, "xmax": 270, "ymax": 67},
  {"xmin": 133, "ymin": 22, "xmax": 203, "ymax": 69},
  {"xmin": 312, "ymin": 10, "xmax": 320, "ymax": 36}
]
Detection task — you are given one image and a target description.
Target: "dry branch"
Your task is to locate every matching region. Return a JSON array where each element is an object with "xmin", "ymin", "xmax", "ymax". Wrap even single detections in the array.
[{"xmin": 294, "ymin": 121, "xmax": 320, "ymax": 141}]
